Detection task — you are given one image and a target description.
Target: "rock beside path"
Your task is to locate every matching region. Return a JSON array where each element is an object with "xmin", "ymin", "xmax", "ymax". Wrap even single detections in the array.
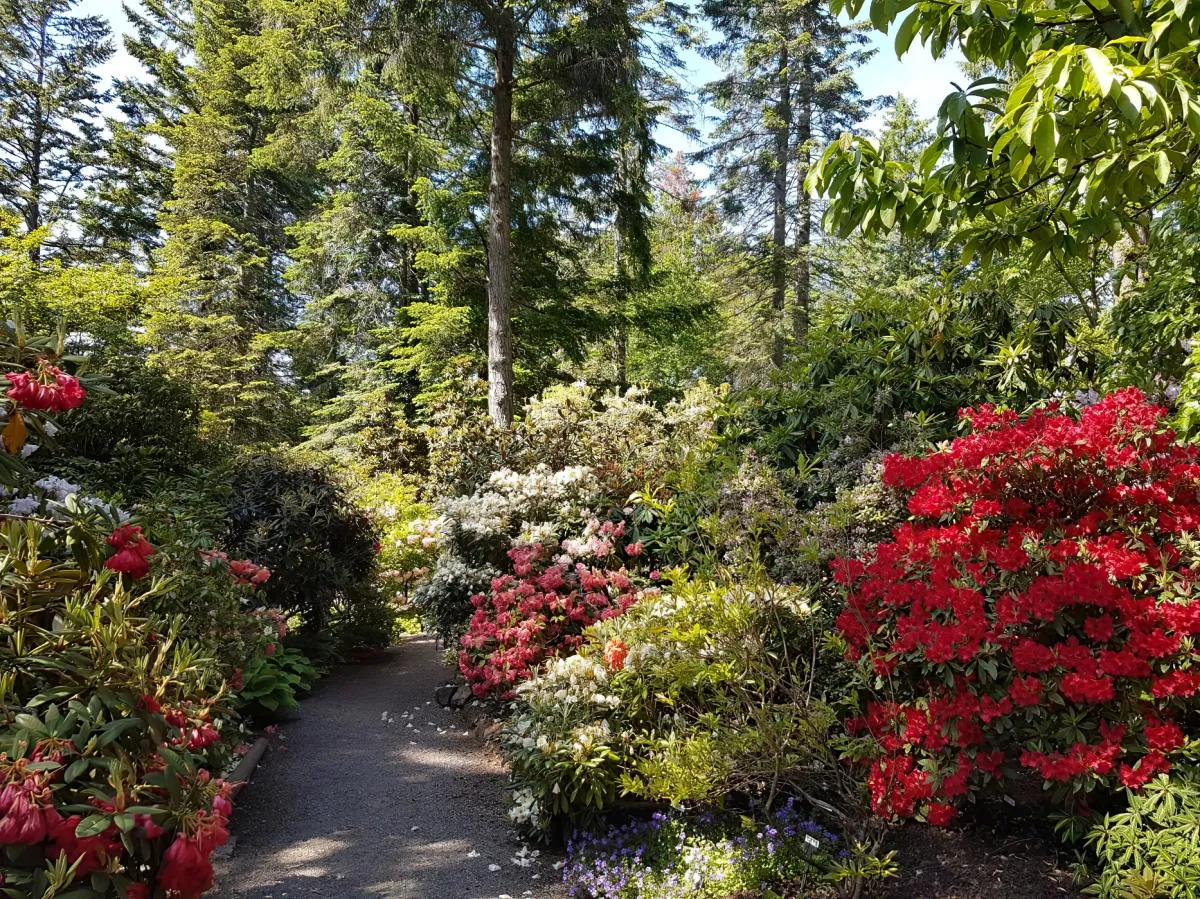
[{"xmin": 213, "ymin": 636, "xmax": 567, "ymax": 899}]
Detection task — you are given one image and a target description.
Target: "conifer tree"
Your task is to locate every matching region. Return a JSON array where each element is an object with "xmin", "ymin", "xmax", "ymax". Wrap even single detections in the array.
[
  {"xmin": 143, "ymin": 0, "xmax": 322, "ymax": 442},
  {"xmin": 78, "ymin": 0, "xmax": 195, "ymax": 266},
  {"xmin": 0, "ymin": 0, "xmax": 112, "ymax": 259},
  {"xmin": 699, "ymin": 0, "xmax": 877, "ymax": 363},
  {"xmin": 386, "ymin": 0, "xmax": 689, "ymax": 425}
]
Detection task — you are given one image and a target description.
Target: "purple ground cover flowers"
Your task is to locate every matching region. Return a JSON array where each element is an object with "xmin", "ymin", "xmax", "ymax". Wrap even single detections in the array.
[{"xmin": 563, "ymin": 801, "xmax": 844, "ymax": 898}]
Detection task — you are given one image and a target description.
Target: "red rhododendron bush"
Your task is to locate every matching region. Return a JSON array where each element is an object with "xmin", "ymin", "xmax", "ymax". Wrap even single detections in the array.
[
  {"xmin": 459, "ymin": 520, "xmax": 649, "ymax": 698},
  {"xmin": 0, "ymin": 324, "xmax": 277, "ymax": 897},
  {"xmin": 835, "ymin": 388, "xmax": 1200, "ymax": 824}
]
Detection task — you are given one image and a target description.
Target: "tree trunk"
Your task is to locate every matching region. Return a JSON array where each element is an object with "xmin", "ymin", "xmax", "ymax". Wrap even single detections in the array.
[
  {"xmin": 770, "ymin": 40, "xmax": 791, "ymax": 368},
  {"xmin": 1112, "ymin": 218, "xmax": 1150, "ymax": 302},
  {"xmin": 613, "ymin": 227, "xmax": 628, "ymax": 386},
  {"xmin": 486, "ymin": 15, "xmax": 516, "ymax": 426},
  {"xmin": 793, "ymin": 63, "xmax": 812, "ymax": 341}
]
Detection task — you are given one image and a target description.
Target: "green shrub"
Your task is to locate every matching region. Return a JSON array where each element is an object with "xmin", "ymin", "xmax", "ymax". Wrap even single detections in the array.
[
  {"xmin": 1085, "ymin": 765, "xmax": 1200, "ymax": 899},
  {"xmin": 52, "ymin": 355, "xmax": 206, "ymax": 483},
  {"xmin": 234, "ymin": 648, "xmax": 319, "ymax": 716},
  {"xmin": 222, "ymin": 456, "xmax": 379, "ymax": 637},
  {"xmin": 503, "ymin": 577, "xmax": 869, "ymax": 839}
]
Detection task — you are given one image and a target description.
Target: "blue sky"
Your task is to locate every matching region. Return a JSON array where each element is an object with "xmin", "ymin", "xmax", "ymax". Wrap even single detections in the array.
[{"xmin": 78, "ymin": 0, "xmax": 964, "ymax": 150}]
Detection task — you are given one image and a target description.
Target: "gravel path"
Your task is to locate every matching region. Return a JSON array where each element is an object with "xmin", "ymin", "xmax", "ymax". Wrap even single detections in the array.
[{"xmin": 214, "ymin": 636, "xmax": 568, "ymax": 899}]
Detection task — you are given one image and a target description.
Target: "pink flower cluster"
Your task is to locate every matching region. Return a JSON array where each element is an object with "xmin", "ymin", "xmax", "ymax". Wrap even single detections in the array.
[
  {"xmin": 0, "ymin": 730, "xmax": 232, "ymax": 896},
  {"xmin": 459, "ymin": 533, "xmax": 644, "ymax": 698}
]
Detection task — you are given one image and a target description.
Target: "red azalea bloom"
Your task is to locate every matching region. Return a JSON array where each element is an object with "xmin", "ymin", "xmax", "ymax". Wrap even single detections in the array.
[
  {"xmin": 835, "ymin": 390, "xmax": 1200, "ymax": 817},
  {"xmin": 138, "ymin": 695, "xmax": 162, "ymax": 714},
  {"xmin": 126, "ymin": 885, "xmax": 150, "ymax": 899},
  {"xmin": 926, "ymin": 803, "xmax": 957, "ymax": 826}
]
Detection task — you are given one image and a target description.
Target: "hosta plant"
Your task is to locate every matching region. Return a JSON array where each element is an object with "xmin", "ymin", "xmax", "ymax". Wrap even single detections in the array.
[{"xmin": 836, "ymin": 388, "xmax": 1200, "ymax": 824}]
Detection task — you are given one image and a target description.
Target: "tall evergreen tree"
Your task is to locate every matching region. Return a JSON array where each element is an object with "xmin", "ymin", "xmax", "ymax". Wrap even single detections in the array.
[
  {"xmin": 699, "ymin": 0, "xmax": 877, "ymax": 363},
  {"xmin": 385, "ymin": 0, "xmax": 690, "ymax": 426},
  {"xmin": 0, "ymin": 0, "xmax": 112, "ymax": 260},
  {"xmin": 142, "ymin": 0, "xmax": 322, "ymax": 442},
  {"xmin": 77, "ymin": 0, "xmax": 196, "ymax": 266}
]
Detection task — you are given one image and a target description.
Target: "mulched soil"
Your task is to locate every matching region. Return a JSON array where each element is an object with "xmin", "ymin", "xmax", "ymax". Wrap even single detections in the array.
[{"xmin": 873, "ymin": 813, "xmax": 1082, "ymax": 899}]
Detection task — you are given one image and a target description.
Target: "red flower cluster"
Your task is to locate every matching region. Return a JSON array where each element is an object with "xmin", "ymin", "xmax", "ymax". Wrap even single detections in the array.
[
  {"xmin": 158, "ymin": 779, "xmax": 232, "ymax": 899},
  {"xmin": 4, "ymin": 362, "xmax": 85, "ymax": 413},
  {"xmin": 201, "ymin": 549, "xmax": 271, "ymax": 585},
  {"xmin": 105, "ymin": 524, "xmax": 155, "ymax": 579},
  {"xmin": 837, "ymin": 389, "xmax": 1200, "ymax": 820},
  {"xmin": 460, "ymin": 540, "xmax": 643, "ymax": 698}
]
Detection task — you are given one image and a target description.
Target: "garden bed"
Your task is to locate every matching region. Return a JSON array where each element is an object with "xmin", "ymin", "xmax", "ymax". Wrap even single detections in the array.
[{"xmin": 877, "ymin": 819, "xmax": 1079, "ymax": 899}]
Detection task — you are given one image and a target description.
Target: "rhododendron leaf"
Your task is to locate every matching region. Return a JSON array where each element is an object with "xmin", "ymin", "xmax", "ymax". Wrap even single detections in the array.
[
  {"xmin": 64, "ymin": 758, "xmax": 90, "ymax": 782},
  {"xmin": 75, "ymin": 813, "xmax": 113, "ymax": 838},
  {"xmin": 22, "ymin": 760, "xmax": 63, "ymax": 773},
  {"xmin": 13, "ymin": 713, "xmax": 47, "ymax": 734},
  {"xmin": 97, "ymin": 717, "xmax": 141, "ymax": 746},
  {"xmin": 1, "ymin": 412, "xmax": 26, "ymax": 454}
]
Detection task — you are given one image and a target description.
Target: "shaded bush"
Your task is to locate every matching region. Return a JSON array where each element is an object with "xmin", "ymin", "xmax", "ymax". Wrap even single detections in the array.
[{"xmin": 222, "ymin": 457, "xmax": 380, "ymax": 639}]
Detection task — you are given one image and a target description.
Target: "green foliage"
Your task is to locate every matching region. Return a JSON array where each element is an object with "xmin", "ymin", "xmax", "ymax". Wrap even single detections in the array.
[
  {"xmin": 234, "ymin": 648, "xmax": 318, "ymax": 715},
  {"xmin": 221, "ymin": 456, "xmax": 379, "ymax": 638},
  {"xmin": 812, "ymin": 0, "xmax": 1200, "ymax": 267},
  {"xmin": 1085, "ymin": 765, "xmax": 1200, "ymax": 899},
  {"xmin": 1108, "ymin": 199, "xmax": 1200, "ymax": 433},
  {"xmin": 52, "ymin": 356, "xmax": 204, "ymax": 481},
  {"xmin": 0, "ymin": 214, "xmax": 143, "ymax": 355},
  {"xmin": 503, "ymin": 578, "xmax": 867, "ymax": 837},
  {"xmin": 752, "ymin": 286, "xmax": 1099, "ymax": 471}
]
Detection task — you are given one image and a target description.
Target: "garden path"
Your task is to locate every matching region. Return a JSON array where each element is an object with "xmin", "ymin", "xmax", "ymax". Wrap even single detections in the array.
[{"xmin": 213, "ymin": 636, "xmax": 568, "ymax": 899}]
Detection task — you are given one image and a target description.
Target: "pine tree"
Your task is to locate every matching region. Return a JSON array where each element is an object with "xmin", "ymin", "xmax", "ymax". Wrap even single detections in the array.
[
  {"xmin": 699, "ymin": 0, "xmax": 877, "ymax": 363},
  {"xmin": 77, "ymin": 0, "xmax": 195, "ymax": 266},
  {"xmin": 0, "ymin": 0, "xmax": 112, "ymax": 260},
  {"xmin": 143, "ymin": 0, "xmax": 322, "ymax": 442},
  {"xmin": 383, "ymin": 0, "xmax": 690, "ymax": 426}
]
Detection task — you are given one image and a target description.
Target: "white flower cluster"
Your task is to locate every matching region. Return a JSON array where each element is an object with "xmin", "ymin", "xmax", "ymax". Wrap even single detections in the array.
[
  {"xmin": 439, "ymin": 464, "xmax": 602, "ymax": 543},
  {"xmin": 505, "ymin": 655, "xmax": 622, "ymax": 826},
  {"xmin": 404, "ymin": 515, "xmax": 448, "ymax": 550},
  {"xmin": 2, "ymin": 474, "xmax": 128, "ymax": 522}
]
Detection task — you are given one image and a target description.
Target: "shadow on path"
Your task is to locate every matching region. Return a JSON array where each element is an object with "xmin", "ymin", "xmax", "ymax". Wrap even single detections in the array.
[{"xmin": 214, "ymin": 636, "xmax": 567, "ymax": 899}]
